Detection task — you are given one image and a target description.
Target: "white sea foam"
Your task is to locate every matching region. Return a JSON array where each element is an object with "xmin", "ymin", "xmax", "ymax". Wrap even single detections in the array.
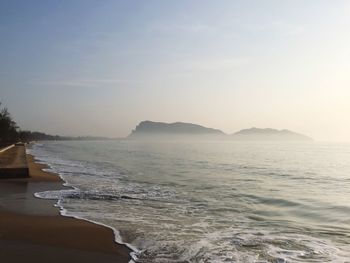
[
  {"xmin": 30, "ymin": 144, "xmax": 139, "ymax": 262},
  {"xmin": 30, "ymin": 141, "xmax": 350, "ymax": 262}
]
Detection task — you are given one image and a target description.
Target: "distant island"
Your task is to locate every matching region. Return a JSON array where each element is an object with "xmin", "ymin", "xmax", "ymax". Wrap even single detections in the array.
[
  {"xmin": 128, "ymin": 121, "xmax": 312, "ymax": 141},
  {"xmin": 128, "ymin": 121, "xmax": 225, "ymax": 139},
  {"xmin": 231, "ymin": 127, "xmax": 312, "ymax": 141}
]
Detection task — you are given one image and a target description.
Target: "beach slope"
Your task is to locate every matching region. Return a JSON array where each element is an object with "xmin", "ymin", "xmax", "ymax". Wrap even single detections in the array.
[{"xmin": 0, "ymin": 154, "xmax": 131, "ymax": 263}]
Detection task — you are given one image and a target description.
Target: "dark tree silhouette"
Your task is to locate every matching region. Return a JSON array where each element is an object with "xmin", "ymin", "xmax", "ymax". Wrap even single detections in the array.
[
  {"xmin": 0, "ymin": 102, "xmax": 110, "ymax": 143},
  {"xmin": 0, "ymin": 102, "xmax": 19, "ymax": 145}
]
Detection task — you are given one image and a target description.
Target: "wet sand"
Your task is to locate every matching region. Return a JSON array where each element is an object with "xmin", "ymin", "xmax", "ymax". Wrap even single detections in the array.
[{"xmin": 0, "ymin": 154, "xmax": 131, "ymax": 263}]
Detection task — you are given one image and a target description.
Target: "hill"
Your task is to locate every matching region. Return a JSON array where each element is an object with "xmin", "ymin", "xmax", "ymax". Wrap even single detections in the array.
[
  {"xmin": 128, "ymin": 121, "xmax": 225, "ymax": 139},
  {"xmin": 232, "ymin": 127, "xmax": 312, "ymax": 141},
  {"xmin": 128, "ymin": 121, "xmax": 312, "ymax": 141}
]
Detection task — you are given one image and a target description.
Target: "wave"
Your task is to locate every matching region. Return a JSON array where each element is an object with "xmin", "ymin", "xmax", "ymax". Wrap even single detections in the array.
[
  {"xmin": 35, "ymin": 189, "xmax": 181, "ymax": 203},
  {"xmin": 28, "ymin": 141, "xmax": 350, "ymax": 262},
  {"xmin": 29, "ymin": 143, "xmax": 140, "ymax": 263}
]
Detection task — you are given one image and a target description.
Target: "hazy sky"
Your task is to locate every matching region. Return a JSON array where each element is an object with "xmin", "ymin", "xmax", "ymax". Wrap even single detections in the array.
[{"xmin": 1, "ymin": 1, "xmax": 350, "ymax": 141}]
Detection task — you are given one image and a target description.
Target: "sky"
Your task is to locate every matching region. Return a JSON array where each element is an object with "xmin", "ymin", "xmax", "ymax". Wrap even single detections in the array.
[{"xmin": 1, "ymin": 0, "xmax": 350, "ymax": 141}]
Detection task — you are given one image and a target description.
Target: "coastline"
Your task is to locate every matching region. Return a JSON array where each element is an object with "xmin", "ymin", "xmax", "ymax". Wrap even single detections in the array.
[{"xmin": 0, "ymin": 152, "xmax": 131, "ymax": 263}]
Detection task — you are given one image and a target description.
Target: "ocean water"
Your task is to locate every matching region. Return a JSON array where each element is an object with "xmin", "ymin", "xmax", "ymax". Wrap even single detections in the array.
[{"xmin": 29, "ymin": 141, "xmax": 350, "ymax": 262}]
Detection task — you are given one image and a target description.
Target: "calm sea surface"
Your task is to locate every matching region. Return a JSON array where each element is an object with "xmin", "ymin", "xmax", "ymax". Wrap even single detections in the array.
[{"xmin": 30, "ymin": 141, "xmax": 350, "ymax": 262}]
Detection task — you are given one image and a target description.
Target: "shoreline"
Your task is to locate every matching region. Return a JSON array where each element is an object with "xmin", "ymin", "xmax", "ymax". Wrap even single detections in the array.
[{"xmin": 0, "ymin": 152, "xmax": 132, "ymax": 263}]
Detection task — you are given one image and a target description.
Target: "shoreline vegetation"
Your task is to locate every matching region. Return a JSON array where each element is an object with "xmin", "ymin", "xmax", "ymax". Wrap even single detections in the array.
[
  {"xmin": 0, "ymin": 151, "xmax": 131, "ymax": 263},
  {"xmin": 0, "ymin": 102, "xmax": 115, "ymax": 146}
]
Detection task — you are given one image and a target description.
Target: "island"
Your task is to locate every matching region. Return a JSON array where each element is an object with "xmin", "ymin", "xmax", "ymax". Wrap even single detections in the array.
[
  {"xmin": 128, "ymin": 121, "xmax": 225, "ymax": 139},
  {"xmin": 127, "ymin": 121, "xmax": 312, "ymax": 141},
  {"xmin": 231, "ymin": 127, "xmax": 312, "ymax": 141}
]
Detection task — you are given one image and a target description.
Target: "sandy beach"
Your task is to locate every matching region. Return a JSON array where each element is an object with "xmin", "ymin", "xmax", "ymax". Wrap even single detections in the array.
[{"xmin": 0, "ymin": 153, "xmax": 131, "ymax": 263}]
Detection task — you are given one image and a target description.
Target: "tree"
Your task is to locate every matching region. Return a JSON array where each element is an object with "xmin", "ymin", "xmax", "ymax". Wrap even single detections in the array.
[{"xmin": 0, "ymin": 102, "xmax": 19, "ymax": 144}]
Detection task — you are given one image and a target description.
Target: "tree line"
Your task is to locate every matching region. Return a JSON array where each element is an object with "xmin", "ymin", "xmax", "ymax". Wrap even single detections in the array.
[
  {"xmin": 0, "ymin": 102, "xmax": 19, "ymax": 145},
  {"xmin": 0, "ymin": 102, "xmax": 62, "ymax": 146},
  {"xmin": 0, "ymin": 102, "xmax": 112, "ymax": 145}
]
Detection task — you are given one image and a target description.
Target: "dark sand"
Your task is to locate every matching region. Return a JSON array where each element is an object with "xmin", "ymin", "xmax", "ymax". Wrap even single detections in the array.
[{"xmin": 0, "ymin": 154, "xmax": 131, "ymax": 263}]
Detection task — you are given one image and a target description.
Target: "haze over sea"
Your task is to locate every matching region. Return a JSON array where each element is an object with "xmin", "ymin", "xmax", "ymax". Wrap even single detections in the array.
[{"xmin": 30, "ymin": 140, "xmax": 350, "ymax": 262}]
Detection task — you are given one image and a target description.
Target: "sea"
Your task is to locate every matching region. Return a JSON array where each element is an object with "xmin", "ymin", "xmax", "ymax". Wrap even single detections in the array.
[{"xmin": 28, "ymin": 140, "xmax": 350, "ymax": 262}]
